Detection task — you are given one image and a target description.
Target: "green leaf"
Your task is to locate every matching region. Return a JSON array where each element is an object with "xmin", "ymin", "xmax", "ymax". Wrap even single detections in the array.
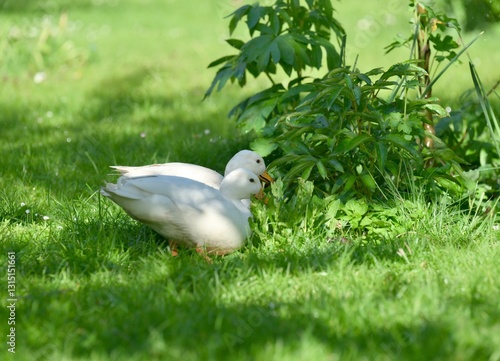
[
  {"xmin": 316, "ymin": 160, "xmax": 328, "ymax": 179},
  {"xmin": 432, "ymin": 148, "xmax": 458, "ymax": 162},
  {"xmin": 357, "ymin": 73, "xmax": 372, "ymax": 85},
  {"xmin": 270, "ymin": 41, "xmax": 281, "ymax": 64},
  {"xmin": 286, "ymin": 157, "xmax": 317, "ymax": 180},
  {"xmin": 229, "ymin": 5, "xmax": 251, "ymax": 35},
  {"xmin": 365, "ymin": 67, "xmax": 385, "ymax": 76},
  {"xmin": 316, "ymin": 37, "xmax": 341, "ymax": 70},
  {"xmin": 276, "ymin": 35, "xmax": 295, "ymax": 65},
  {"xmin": 375, "ymin": 141, "xmax": 388, "ymax": 170},
  {"xmin": 280, "ymin": 83, "xmax": 315, "ymax": 102},
  {"xmin": 328, "ymin": 159, "xmax": 344, "ymax": 173},
  {"xmin": 207, "ymin": 55, "xmax": 235, "ymax": 69},
  {"xmin": 325, "ymin": 198, "xmax": 341, "ymax": 220},
  {"xmin": 434, "ymin": 175, "xmax": 462, "ymax": 193},
  {"xmin": 242, "ymin": 35, "xmax": 275, "ymax": 63},
  {"xmin": 353, "ymin": 86, "xmax": 362, "ymax": 105},
  {"xmin": 301, "ymin": 163, "xmax": 315, "ymax": 180},
  {"xmin": 310, "ymin": 44, "xmax": 323, "ymax": 69},
  {"xmin": 386, "ymin": 112, "xmax": 403, "ymax": 130},
  {"xmin": 204, "ymin": 64, "xmax": 233, "ymax": 97},
  {"xmin": 380, "ymin": 62, "xmax": 427, "ymax": 81},
  {"xmin": 271, "ymin": 11, "xmax": 280, "ymax": 35},
  {"xmin": 250, "ymin": 137, "xmax": 278, "ymax": 157},
  {"xmin": 344, "ymin": 199, "xmax": 368, "ymax": 216},
  {"xmin": 256, "ymin": 47, "xmax": 271, "ymax": 72},
  {"xmin": 398, "ymin": 121, "xmax": 413, "ymax": 135},
  {"xmin": 430, "ymin": 34, "xmax": 459, "ymax": 52},
  {"xmin": 239, "ymin": 110, "xmax": 267, "ymax": 133},
  {"xmin": 424, "ymin": 103, "xmax": 449, "ymax": 117},
  {"xmin": 360, "ymin": 173, "xmax": 377, "ymax": 192},
  {"xmin": 238, "ymin": 98, "xmax": 279, "ymax": 133},
  {"xmin": 226, "ymin": 39, "xmax": 245, "ymax": 50},
  {"xmin": 381, "ymin": 134, "xmax": 420, "ymax": 160},
  {"xmin": 342, "ymin": 134, "xmax": 373, "ymax": 153},
  {"xmin": 248, "ymin": 5, "xmax": 263, "ymax": 31},
  {"xmin": 290, "ymin": 37, "xmax": 310, "ymax": 68},
  {"xmin": 342, "ymin": 174, "xmax": 357, "ymax": 192}
]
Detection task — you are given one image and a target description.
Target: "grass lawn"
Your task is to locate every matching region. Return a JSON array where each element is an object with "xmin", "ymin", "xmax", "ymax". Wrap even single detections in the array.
[{"xmin": 1, "ymin": 1, "xmax": 499, "ymax": 360}]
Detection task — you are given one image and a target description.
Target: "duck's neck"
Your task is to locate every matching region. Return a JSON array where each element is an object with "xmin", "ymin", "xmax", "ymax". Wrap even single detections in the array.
[
  {"xmin": 220, "ymin": 187, "xmax": 247, "ymax": 200},
  {"xmin": 219, "ymin": 179, "xmax": 251, "ymax": 200}
]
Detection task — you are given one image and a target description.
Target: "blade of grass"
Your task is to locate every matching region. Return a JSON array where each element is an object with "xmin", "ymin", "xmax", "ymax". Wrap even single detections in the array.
[
  {"xmin": 420, "ymin": 31, "xmax": 484, "ymax": 99},
  {"xmin": 448, "ymin": 23, "xmax": 500, "ymax": 160},
  {"xmin": 469, "ymin": 61, "xmax": 500, "ymax": 159}
]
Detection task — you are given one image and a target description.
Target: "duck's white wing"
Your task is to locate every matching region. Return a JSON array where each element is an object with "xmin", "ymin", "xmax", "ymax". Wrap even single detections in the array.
[
  {"xmin": 103, "ymin": 176, "xmax": 222, "ymax": 218},
  {"xmin": 110, "ymin": 163, "xmax": 224, "ymax": 189},
  {"xmin": 101, "ymin": 175, "xmax": 252, "ymax": 251}
]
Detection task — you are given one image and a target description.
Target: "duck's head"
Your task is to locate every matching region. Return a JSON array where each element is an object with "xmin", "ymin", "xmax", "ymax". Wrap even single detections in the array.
[
  {"xmin": 224, "ymin": 150, "xmax": 273, "ymax": 187},
  {"xmin": 220, "ymin": 168, "xmax": 262, "ymax": 200}
]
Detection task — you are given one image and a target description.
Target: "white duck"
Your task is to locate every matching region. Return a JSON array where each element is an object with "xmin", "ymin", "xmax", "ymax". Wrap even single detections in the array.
[
  {"xmin": 110, "ymin": 150, "xmax": 273, "ymax": 189},
  {"xmin": 101, "ymin": 168, "xmax": 262, "ymax": 255}
]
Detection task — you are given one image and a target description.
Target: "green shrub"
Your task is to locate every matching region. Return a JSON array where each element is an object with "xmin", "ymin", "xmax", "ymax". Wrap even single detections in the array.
[{"xmin": 206, "ymin": 0, "xmax": 482, "ymax": 201}]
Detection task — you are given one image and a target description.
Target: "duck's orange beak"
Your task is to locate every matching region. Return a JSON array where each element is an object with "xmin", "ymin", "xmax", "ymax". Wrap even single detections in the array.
[{"xmin": 258, "ymin": 170, "xmax": 273, "ymax": 188}]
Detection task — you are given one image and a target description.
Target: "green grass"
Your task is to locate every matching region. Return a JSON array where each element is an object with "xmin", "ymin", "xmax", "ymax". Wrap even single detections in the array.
[{"xmin": 1, "ymin": 1, "xmax": 500, "ymax": 360}]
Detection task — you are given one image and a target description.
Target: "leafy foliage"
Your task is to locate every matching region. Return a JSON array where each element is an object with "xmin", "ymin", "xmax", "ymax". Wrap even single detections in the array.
[
  {"xmin": 267, "ymin": 64, "xmax": 470, "ymax": 199},
  {"xmin": 207, "ymin": 0, "xmax": 478, "ymax": 201},
  {"xmin": 205, "ymin": 0, "xmax": 345, "ymax": 97},
  {"xmin": 436, "ymin": 82, "xmax": 500, "ymax": 202}
]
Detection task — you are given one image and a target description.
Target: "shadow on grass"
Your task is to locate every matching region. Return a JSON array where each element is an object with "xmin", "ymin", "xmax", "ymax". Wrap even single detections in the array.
[
  {"xmin": 12, "ymin": 209, "xmax": 499, "ymax": 360},
  {"xmin": 23, "ymin": 266, "xmax": 497, "ymax": 361},
  {"xmin": 21, "ymin": 241, "xmax": 499, "ymax": 360},
  {"xmin": 0, "ymin": 66, "xmax": 248, "ymax": 199}
]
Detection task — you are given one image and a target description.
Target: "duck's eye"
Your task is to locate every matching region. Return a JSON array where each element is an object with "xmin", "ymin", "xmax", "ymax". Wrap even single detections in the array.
[
  {"xmin": 256, "ymin": 159, "xmax": 261, "ymax": 164},
  {"xmin": 249, "ymin": 178, "xmax": 255, "ymax": 183}
]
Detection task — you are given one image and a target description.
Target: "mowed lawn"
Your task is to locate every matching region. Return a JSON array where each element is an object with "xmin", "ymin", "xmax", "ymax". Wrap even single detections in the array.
[{"xmin": 1, "ymin": 1, "xmax": 499, "ymax": 360}]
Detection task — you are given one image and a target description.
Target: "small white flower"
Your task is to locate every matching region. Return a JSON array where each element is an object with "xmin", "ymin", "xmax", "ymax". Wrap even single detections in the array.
[
  {"xmin": 46, "ymin": 111, "xmax": 53, "ymax": 118},
  {"xmin": 20, "ymin": 202, "xmax": 26, "ymax": 207},
  {"xmin": 66, "ymin": 137, "xmax": 72, "ymax": 143},
  {"xmin": 445, "ymin": 106, "xmax": 452, "ymax": 113},
  {"xmin": 204, "ymin": 129, "xmax": 211, "ymax": 135},
  {"xmin": 140, "ymin": 132, "xmax": 146, "ymax": 138},
  {"xmin": 43, "ymin": 216, "xmax": 50, "ymax": 221},
  {"xmin": 25, "ymin": 209, "xmax": 30, "ymax": 214},
  {"xmin": 34, "ymin": 72, "xmax": 46, "ymax": 83},
  {"xmin": 57, "ymin": 225, "xmax": 63, "ymax": 230}
]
